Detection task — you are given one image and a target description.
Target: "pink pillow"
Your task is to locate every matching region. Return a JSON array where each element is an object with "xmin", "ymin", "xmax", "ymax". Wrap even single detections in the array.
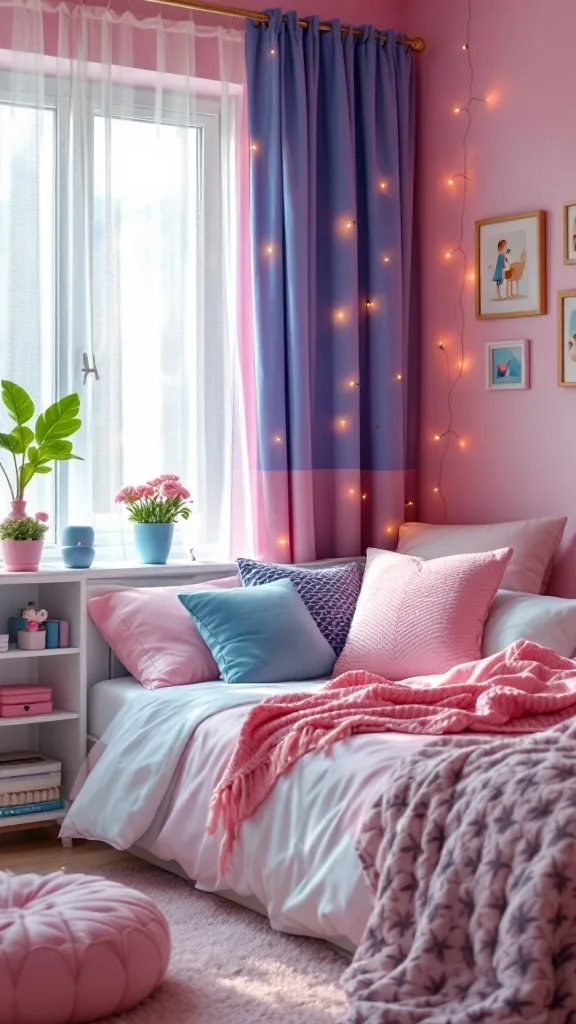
[
  {"xmin": 88, "ymin": 576, "xmax": 239, "ymax": 689},
  {"xmin": 333, "ymin": 546, "xmax": 513, "ymax": 680}
]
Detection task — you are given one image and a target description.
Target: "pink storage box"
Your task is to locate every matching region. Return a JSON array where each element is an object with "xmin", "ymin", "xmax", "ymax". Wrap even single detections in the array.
[{"xmin": 0, "ymin": 686, "xmax": 53, "ymax": 718}]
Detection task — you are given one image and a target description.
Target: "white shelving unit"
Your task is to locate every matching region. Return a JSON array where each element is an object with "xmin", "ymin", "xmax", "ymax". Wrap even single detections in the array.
[
  {"xmin": 0, "ymin": 572, "xmax": 86, "ymax": 832},
  {"xmin": 0, "ymin": 560, "xmax": 237, "ymax": 836},
  {"xmin": 0, "ymin": 647, "xmax": 80, "ymax": 661}
]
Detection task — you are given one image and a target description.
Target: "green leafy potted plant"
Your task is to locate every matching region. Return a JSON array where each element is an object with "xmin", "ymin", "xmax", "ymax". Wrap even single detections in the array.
[
  {"xmin": 0, "ymin": 380, "xmax": 82, "ymax": 571},
  {"xmin": 0, "ymin": 514, "xmax": 50, "ymax": 572}
]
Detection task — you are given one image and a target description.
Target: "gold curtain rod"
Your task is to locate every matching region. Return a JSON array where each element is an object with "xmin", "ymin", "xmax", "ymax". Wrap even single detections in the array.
[{"xmin": 139, "ymin": 0, "xmax": 426, "ymax": 52}]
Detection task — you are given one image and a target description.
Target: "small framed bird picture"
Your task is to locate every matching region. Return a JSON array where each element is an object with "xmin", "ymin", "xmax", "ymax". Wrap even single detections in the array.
[{"xmin": 485, "ymin": 340, "xmax": 529, "ymax": 391}]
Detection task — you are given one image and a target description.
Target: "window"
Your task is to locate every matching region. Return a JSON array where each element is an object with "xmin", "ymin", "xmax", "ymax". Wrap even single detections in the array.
[{"xmin": 0, "ymin": 72, "xmax": 232, "ymax": 559}]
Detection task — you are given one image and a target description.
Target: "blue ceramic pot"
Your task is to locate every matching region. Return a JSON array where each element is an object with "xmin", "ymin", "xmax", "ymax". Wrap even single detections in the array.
[
  {"xmin": 134, "ymin": 523, "xmax": 174, "ymax": 565},
  {"xmin": 61, "ymin": 525, "xmax": 95, "ymax": 569}
]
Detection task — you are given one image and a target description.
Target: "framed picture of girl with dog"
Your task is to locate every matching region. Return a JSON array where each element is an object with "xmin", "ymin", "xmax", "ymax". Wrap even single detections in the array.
[{"xmin": 475, "ymin": 211, "xmax": 546, "ymax": 319}]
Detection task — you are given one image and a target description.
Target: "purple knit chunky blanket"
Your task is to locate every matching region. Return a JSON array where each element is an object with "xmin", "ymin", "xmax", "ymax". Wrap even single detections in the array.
[{"xmin": 343, "ymin": 722, "xmax": 576, "ymax": 1023}]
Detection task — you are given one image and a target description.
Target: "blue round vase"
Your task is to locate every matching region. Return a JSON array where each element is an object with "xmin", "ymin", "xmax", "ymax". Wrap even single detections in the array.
[
  {"xmin": 134, "ymin": 523, "xmax": 174, "ymax": 565},
  {"xmin": 61, "ymin": 525, "xmax": 95, "ymax": 569}
]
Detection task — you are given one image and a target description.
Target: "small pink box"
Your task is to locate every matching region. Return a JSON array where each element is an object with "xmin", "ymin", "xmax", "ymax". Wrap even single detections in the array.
[{"xmin": 0, "ymin": 686, "xmax": 53, "ymax": 718}]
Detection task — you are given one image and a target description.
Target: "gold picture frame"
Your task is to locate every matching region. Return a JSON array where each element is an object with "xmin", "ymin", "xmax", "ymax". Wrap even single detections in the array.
[
  {"xmin": 563, "ymin": 203, "xmax": 576, "ymax": 265},
  {"xmin": 475, "ymin": 210, "xmax": 546, "ymax": 320},
  {"xmin": 558, "ymin": 290, "xmax": 576, "ymax": 387}
]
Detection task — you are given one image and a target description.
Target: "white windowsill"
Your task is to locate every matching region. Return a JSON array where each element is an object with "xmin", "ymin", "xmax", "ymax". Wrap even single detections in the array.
[{"xmin": 0, "ymin": 560, "xmax": 237, "ymax": 584}]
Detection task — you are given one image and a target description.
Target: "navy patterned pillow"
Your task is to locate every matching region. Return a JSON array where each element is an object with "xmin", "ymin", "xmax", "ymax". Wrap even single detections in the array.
[{"xmin": 236, "ymin": 558, "xmax": 361, "ymax": 656}]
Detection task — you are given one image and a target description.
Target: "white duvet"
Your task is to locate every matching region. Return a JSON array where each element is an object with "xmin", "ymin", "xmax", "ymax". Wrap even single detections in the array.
[{"xmin": 62, "ymin": 681, "xmax": 431, "ymax": 949}]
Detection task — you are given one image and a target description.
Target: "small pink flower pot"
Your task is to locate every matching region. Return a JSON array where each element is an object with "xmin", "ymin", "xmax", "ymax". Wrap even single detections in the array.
[
  {"xmin": 17, "ymin": 629, "xmax": 46, "ymax": 651},
  {"xmin": 1, "ymin": 540, "xmax": 43, "ymax": 572}
]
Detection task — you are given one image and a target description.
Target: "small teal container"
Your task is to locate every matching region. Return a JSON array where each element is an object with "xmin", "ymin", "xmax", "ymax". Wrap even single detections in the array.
[
  {"xmin": 45, "ymin": 620, "xmax": 60, "ymax": 649},
  {"xmin": 133, "ymin": 523, "xmax": 174, "ymax": 565},
  {"xmin": 8, "ymin": 617, "xmax": 27, "ymax": 644},
  {"xmin": 61, "ymin": 525, "xmax": 95, "ymax": 569}
]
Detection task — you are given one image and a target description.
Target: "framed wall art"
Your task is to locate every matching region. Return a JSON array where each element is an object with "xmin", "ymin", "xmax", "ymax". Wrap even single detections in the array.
[
  {"xmin": 476, "ymin": 211, "xmax": 546, "ymax": 319},
  {"xmin": 485, "ymin": 340, "xmax": 529, "ymax": 391},
  {"xmin": 558, "ymin": 290, "xmax": 576, "ymax": 386}
]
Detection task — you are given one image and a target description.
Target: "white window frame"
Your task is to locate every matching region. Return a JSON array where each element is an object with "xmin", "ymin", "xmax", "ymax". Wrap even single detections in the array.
[{"xmin": 0, "ymin": 69, "xmax": 224, "ymax": 561}]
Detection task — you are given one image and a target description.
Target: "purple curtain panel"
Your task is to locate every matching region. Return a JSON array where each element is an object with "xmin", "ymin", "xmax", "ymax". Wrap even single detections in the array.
[{"xmin": 246, "ymin": 12, "xmax": 418, "ymax": 563}]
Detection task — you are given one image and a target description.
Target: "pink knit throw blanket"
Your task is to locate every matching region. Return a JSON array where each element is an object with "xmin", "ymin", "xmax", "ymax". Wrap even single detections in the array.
[{"xmin": 208, "ymin": 641, "xmax": 576, "ymax": 871}]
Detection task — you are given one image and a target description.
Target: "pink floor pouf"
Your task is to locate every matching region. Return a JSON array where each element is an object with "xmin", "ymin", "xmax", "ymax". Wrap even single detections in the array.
[{"xmin": 0, "ymin": 872, "xmax": 171, "ymax": 1024}]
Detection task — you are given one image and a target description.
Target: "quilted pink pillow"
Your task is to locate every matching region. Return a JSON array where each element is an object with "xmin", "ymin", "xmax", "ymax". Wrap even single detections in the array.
[
  {"xmin": 333, "ymin": 546, "xmax": 513, "ymax": 680},
  {"xmin": 88, "ymin": 576, "xmax": 239, "ymax": 688}
]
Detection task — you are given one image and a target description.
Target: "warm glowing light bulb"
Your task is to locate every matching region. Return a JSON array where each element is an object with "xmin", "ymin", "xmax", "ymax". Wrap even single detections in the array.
[
  {"xmin": 273, "ymin": 434, "xmax": 283, "ymax": 444},
  {"xmin": 347, "ymin": 379, "xmax": 357, "ymax": 388},
  {"xmin": 396, "ymin": 373, "xmax": 402, "ymax": 381},
  {"xmin": 346, "ymin": 219, "xmax": 354, "ymax": 229},
  {"xmin": 447, "ymin": 177, "xmax": 455, "ymax": 187},
  {"xmin": 250, "ymin": 142, "xmax": 259, "ymax": 152},
  {"xmin": 454, "ymin": 106, "xmax": 461, "ymax": 114},
  {"xmin": 459, "ymin": 438, "xmax": 467, "ymax": 449},
  {"xmin": 434, "ymin": 486, "xmax": 439, "ymax": 493},
  {"xmin": 434, "ymin": 434, "xmax": 441, "ymax": 442},
  {"xmin": 270, "ymin": 47, "xmax": 276, "ymax": 54},
  {"xmin": 462, "ymin": 43, "xmax": 468, "ymax": 49},
  {"xmin": 379, "ymin": 179, "xmax": 388, "ymax": 191},
  {"xmin": 383, "ymin": 256, "xmax": 390, "ymax": 264},
  {"xmin": 277, "ymin": 536, "xmax": 289, "ymax": 547},
  {"xmin": 365, "ymin": 300, "xmax": 374, "ymax": 310},
  {"xmin": 467, "ymin": 272, "xmax": 475, "ymax": 282},
  {"xmin": 361, "ymin": 492, "xmax": 368, "ymax": 501},
  {"xmin": 348, "ymin": 487, "xmax": 356, "ymax": 497},
  {"xmin": 438, "ymin": 340, "xmax": 445, "ymax": 350},
  {"xmin": 336, "ymin": 417, "xmax": 348, "ymax": 431},
  {"xmin": 264, "ymin": 243, "xmax": 274, "ymax": 256},
  {"xmin": 406, "ymin": 500, "xmax": 415, "ymax": 507},
  {"xmin": 386, "ymin": 526, "xmax": 394, "ymax": 535},
  {"xmin": 444, "ymin": 251, "xmax": 452, "ymax": 260}
]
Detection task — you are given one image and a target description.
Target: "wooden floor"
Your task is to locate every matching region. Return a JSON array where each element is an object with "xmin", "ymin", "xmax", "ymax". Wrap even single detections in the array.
[{"xmin": 0, "ymin": 827, "xmax": 137, "ymax": 875}]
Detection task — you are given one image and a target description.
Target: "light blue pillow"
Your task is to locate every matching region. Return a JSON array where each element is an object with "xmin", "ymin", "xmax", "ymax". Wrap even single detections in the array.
[{"xmin": 178, "ymin": 578, "xmax": 336, "ymax": 684}]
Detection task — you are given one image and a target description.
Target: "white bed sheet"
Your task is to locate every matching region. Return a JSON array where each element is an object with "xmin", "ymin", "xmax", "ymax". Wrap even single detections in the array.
[
  {"xmin": 87, "ymin": 677, "xmax": 330, "ymax": 740},
  {"xmin": 88, "ymin": 677, "xmax": 148, "ymax": 739},
  {"xmin": 81, "ymin": 678, "xmax": 432, "ymax": 950}
]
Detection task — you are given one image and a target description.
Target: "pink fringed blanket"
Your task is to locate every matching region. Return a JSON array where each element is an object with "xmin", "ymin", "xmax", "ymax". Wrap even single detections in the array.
[
  {"xmin": 343, "ymin": 721, "xmax": 576, "ymax": 1022},
  {"xmin": 208, "ymin": 641, "xmax": 576, "ymax": 870}
]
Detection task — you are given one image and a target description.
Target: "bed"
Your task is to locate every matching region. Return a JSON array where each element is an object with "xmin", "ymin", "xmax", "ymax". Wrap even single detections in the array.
[
  {"xmin": 73, "ymin": 525, "xmax": 576, "ymax": 956},
  {"xmin": 85, "ymin": 674, "xmax": 432, "ymax": 952}
]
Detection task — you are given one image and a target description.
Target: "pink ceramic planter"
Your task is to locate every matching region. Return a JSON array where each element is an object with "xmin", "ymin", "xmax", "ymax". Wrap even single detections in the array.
[{"xmin": 1, "ymin": 539, "xmax": 43, "ymax": 572}]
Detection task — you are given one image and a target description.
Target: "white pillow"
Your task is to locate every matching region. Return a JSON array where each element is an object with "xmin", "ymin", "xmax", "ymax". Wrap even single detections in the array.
[
  {"xmin": 397, "ymin": 518, "xmax": 566, "ymax": 594},
  {"xmin": 483, "ymin": 590, "xmax": 576, "ymax": 658}
]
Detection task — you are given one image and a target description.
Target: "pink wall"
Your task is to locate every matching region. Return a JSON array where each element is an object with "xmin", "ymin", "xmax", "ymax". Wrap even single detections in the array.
[
  {"xmin": 95, "ymin": 0, "xmax": 406, "ymax": 29},
  {"xmin": 224, "ymin": 0, "xmax": 405, "ymax": 26},
  {"xmin": 402, "ymin": 0, "xmax": 576, "ymax": 595}
]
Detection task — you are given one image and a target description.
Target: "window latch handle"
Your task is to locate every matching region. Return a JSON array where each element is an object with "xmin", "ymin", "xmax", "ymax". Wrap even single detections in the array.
[{"xmin": 82, "ymin": 352, "xmax": 100, "ymax": 386}]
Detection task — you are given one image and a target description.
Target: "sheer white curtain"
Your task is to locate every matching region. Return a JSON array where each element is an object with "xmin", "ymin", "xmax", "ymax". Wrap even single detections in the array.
[{"xmin": 0, "ymin": 0, "xmax": 252, "ymax": 560}]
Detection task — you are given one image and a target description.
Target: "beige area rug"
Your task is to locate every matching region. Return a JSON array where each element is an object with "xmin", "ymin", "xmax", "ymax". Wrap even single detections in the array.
[{"xmin": 100, "ymin": 863, "xmax": 350, "ymax": 1023}]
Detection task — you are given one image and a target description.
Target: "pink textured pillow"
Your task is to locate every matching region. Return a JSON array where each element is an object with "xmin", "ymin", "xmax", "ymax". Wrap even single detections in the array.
[
  {"xmin": 88, "ymin": 576, "xmax": 239, "ymax": 688},
  {"xmin": 333, "ymin": 546, "xmax": 513, "ymax": 680}
]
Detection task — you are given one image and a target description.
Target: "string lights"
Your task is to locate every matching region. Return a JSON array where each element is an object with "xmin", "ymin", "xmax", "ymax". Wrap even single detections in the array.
[{"xmin": 434, "ymin": 0, "xmax": 484, "ymax": 518}]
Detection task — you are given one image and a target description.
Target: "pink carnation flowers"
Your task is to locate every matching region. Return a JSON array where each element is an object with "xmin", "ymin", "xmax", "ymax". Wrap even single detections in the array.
[{"xmin": 114, "ymin": 475, "xmax": 192, "ymax": 524}]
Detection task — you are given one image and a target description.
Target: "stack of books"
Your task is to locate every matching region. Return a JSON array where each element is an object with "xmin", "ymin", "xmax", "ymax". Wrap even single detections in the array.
[{"xmin": 0, "ymin": 751, "xmax": 64, "ymax": 818}]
